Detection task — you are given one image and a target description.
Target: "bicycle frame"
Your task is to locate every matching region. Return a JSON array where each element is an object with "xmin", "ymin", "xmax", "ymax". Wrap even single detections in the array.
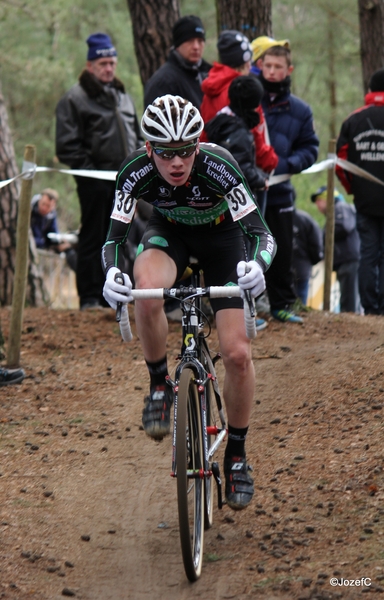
[{"xmin": 166, "ymin": 271, "xmax": 227, "ymax": 498}]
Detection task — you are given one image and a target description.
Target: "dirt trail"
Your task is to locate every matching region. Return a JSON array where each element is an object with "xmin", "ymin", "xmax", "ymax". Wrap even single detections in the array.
[{"xmin": 1, "ymin": 307, "xmax": 384, "ymax": 599}]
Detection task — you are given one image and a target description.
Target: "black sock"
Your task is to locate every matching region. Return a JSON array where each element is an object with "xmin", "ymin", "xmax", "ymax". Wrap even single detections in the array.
[
  {"xmin": 225, "ymin": 425, "xmax": 248, "ymax": 459},
  {"xmin": 146, "ymin": 356, "xmax": 168, "ymax": 389}
]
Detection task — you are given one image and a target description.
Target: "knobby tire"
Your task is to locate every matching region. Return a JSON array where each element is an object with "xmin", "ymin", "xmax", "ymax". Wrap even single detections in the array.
[{"xmin": 176, "ymin": 367, "xmax": 204, "ymax": 581}]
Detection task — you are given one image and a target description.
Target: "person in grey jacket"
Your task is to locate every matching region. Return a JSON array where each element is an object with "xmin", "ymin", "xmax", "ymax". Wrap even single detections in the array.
[
  {"xmin": 311, "ymin": 186, "xmax": 361, "ymax": 313},
  {"xmin": 55, "ymin": 32, "xmax": 142, "ymax": 310}
]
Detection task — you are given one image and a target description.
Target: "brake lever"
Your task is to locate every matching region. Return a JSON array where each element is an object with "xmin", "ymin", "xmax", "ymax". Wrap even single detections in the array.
[
  {"xmin": 114, "ymin": 272, "xmax": 124, "ymax": 323},
  {"xmin": 244, "ymin": 264, "xmax": 255, "ymax": 318}
]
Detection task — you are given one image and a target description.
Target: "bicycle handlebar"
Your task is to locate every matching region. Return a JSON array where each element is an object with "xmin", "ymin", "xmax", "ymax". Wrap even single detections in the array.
[{"xmin": 117, "ymin": 285, "xmax": 256, "ymax": 342}]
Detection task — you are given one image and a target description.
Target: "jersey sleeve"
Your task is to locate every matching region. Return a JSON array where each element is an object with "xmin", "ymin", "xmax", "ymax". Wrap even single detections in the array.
[
  {"xmin": 101, "ymin": 189, "xmax": 138, "ymax": 274},
  {"xmin": 223, "ymin": 181, "xmax": 276, "ymax": 272}
]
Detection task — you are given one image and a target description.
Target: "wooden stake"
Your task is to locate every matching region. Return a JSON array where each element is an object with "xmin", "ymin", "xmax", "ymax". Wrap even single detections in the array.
[
  {"xmin": 323, "ymin": 139, "xmax": 336, "ymax": 311},
  {"xmin": 7, "ymin": 145, "xmax": 36, "ymax": 368}
]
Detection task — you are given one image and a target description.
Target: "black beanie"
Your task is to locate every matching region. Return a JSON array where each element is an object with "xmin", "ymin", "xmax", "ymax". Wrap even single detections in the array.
[
  {"xmin": 228, "ymin": 75, "xmax": 263, "ymax": 129},
  {"xmin": 229, "ymin": 75, "xmax": 264, "ymax": 110},
  {"xmin": 217, "ymin": 30, "xmax": 252, "ymax": 68},
  {"xmin": 172, "ymin": 15, "xmax": 205, "ymax": 48},
  {"xmin": 369, "ymin": 68, "xmax": 384, "ymax": 92}
]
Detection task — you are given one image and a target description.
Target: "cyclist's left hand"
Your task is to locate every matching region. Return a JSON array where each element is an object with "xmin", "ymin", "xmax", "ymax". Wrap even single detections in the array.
[{"xmin": 237, "ymin": 260, "xmax": 265, "ymax": 298}]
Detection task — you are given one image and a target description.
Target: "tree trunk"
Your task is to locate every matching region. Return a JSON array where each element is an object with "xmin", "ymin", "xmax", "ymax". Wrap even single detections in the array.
[
  {"xmin": 126, "ymin": 0, "xmax": 180, "ymax": 86},
  {"xmin": 0, "ymin": 83, "xmax": 47, "ymax": 307},
  {"xmin": 358, "ymin": 0, "xmax": 384, "ymax": 92},
  {"xmin": 0, "ymin": 84, "xmax": 20, "ymax": 306},
  {"xmin": 215, "ymin": 0, "xmax": 272, "ymax": 40}
]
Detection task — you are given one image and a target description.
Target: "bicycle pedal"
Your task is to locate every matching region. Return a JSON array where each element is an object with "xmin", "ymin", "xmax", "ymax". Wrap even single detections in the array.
[
  {"xmin": 211, "ymin": 462, "xmax": 223, "ymax": 509},
  {"xmin": 212, "ymin": 352, "xmax": 222, "ymax": 365}
]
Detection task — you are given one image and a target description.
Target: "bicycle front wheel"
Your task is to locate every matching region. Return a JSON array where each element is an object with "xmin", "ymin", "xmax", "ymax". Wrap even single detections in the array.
[{"xmin": 176, "ymin": 367, "xmax": 204, "ymax": 582}]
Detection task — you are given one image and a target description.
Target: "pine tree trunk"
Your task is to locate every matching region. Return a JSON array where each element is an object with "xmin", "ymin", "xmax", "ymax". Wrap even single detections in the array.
[
  {"xmin": 358, "ymin": 0, "xmax": 384, "ymax": 92},
  {"xmin": 0, "ymin": 83, "xmax": 47, "ymax": 307},
  {"xmin": 126, "ymin": 0, "xmax": 180, "ymax": 86},
  {"xmin": 215, "ymin": 0, "xmax": 272, "ymax": 40},
  {"xmin": 0, "ymin": 84, "xmax": 19, "ymax": 306}
]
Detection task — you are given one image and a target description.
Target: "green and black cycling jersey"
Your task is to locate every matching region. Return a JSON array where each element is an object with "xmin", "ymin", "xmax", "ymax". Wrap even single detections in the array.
[{"xmin": 102, "ymin": 142, "xmax": 276, "ymax": 274}]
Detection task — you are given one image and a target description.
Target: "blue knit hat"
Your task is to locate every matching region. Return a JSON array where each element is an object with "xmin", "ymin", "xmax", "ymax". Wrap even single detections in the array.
[{"xmin": 86, "ymin": 32, "xmax": 117, "ymax": 61}]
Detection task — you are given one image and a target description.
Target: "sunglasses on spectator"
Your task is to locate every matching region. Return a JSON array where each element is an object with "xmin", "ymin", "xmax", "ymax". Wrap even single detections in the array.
[{"xmin": 151, "ymin": 142, "xmax": 198, "ymax": 160}]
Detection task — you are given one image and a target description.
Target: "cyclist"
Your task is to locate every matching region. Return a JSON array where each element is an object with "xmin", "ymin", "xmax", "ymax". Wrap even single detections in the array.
[{"xmin": 102, "ymin": 95, "xmax": 276, "ymax": 511}]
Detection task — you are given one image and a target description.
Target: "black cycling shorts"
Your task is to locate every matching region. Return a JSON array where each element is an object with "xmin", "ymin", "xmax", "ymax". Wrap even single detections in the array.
[{"xmin": 137, "ymin": 212, "xmax": 247, "ymax": 313}]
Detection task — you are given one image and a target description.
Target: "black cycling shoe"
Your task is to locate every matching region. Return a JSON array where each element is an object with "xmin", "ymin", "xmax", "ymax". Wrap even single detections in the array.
[
  {"xmin": 224, "ymin": 455, "xmax": 254, "ymax": 511},
  {"xmin": 142, "ymin": 385, "xmax": 173, "ymax": 440},
  {"xmin": 0, "ymin": 367, "xmax": 25, "ymax": 386}
]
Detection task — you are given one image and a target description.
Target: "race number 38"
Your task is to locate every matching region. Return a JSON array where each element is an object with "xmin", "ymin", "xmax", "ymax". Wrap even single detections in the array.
[
  {"xmin": 225, "ymin": 184, "xmax": 256, "ymax": 221},
  {"xmin": 111, "ymin": 190, "xmax": 137, "ymax": 224}
]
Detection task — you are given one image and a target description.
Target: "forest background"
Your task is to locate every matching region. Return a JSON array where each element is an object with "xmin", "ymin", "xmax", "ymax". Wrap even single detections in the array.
[{"xmin": 0, "ymin": 0, "xmax": 360, "ymax": 232}]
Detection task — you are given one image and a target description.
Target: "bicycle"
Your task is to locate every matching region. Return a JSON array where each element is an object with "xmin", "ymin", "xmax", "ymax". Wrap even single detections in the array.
[{"xmin": 115, "ymin": 265, "xmax": 256, "ymax": 581}]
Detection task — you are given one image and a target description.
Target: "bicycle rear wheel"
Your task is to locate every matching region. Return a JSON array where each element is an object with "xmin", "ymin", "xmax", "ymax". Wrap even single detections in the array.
[{"xmin": 176, "ymin": 367, "xmax": 204, "ymax": 582}]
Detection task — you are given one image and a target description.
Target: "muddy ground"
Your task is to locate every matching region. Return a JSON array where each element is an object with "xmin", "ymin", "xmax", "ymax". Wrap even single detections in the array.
[{"xmin": 1, "ymin": 306, "xmax": 384, "ymax": 599}]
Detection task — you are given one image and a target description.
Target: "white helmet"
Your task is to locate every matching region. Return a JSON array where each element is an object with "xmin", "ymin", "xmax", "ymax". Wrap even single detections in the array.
[{"xmin": 141, "ymin": 94, "xmax": 204, "ymax": 143}]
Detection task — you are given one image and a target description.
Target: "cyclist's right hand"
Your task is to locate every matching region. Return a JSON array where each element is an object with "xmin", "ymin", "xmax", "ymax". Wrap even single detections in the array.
[{"xmin": 103, "ymin": 267, "xmax": 133, "ymax": 309}]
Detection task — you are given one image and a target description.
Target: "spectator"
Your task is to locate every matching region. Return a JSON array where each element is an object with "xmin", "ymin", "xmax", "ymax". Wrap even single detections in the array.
[
  {"xmin": 55, "ymin": 32, "xmax": 142, "ymax": 310},
  {"xmin": 205, "ymin": 75, "xmax": 268, "ymax": 197},
  {"xmin": 31, "ymin": 189, "xmax": 77, "ymax": 271},
  {"xmin": 145, "ymin": 16, "xmax": 212, "ymax": 321},
  {"xmin": 250, "ymin": 35, "xmax": 290, "ymax": 77},
  {"xmin": 336, "ymin": 68, "xmax": 384, "ymax": 315},
  {"xmin": 258, "ymin": 40, "xmax": 319, "ymax": 323},
  {"xmin": 144, "ymin": 15, "xmax": 211, "ymax": 109},
  {"xmin": 200, "ymin": 30, "xmax": 278, "ymax": 180},
  {"xmin": 31, "ymin": 189, "xmax": 63, "ymax": 251},
  {"xmin": 292, "ymin": 206, "xmax": 323, "ymax": 306},
  {"xmin": 205, "ymin": 74, "xmax": 270, "ymax": 332},
  {"xmin": 311, "ymin": 186, "xmax": 361, "ymax": 313}
]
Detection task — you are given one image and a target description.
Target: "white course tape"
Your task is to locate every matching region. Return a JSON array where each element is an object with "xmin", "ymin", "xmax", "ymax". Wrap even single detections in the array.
[
  {"xmin": 335, "ymin": 157, "xmax": 384, "ymax": 187},
  {"xmin": 0, "ymin": 166, "xmax": 116, "ymax": 189},
  {"xmin": 1, "ymin": 156, "xmax": 384, "ymax": 191}
]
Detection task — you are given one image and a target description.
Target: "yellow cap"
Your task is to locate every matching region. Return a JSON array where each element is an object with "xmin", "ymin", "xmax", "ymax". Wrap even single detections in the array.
[{"xmin": 250, "ymin": 35, "xmax": 290, "ymax": 62}]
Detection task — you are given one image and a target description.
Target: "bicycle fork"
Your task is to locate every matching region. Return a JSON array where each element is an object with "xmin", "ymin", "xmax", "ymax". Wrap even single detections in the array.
[{"xmin": 168, "ymin": 370, "xmax": 225, "ymax": 510}]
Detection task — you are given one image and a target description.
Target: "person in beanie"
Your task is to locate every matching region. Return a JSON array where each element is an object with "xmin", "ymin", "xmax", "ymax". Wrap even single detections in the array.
[
  {"xmin": 336, "ymin": 68, "xmax": 384, "ymax": 315},
  {"xmin": 205, "ymin": 75, "xmax": 268, "ymax": 200},
  {"xmin": 144, "ymin": 15, "xmax": 211, "ymax": 109},
  {"xmin": 205, "ymin": 74, "xmax": 270, "ymax": 331},
  {"xmin": 200, "ymin": 30, "xmax": 278, "ymax": 176},
  {"xmin": 55, "ymin": 32, "xmax": 142, "ymax": 310},
  {"xmin": 257, "ymin": 41, "xmax": 319, "ymax": 323}
]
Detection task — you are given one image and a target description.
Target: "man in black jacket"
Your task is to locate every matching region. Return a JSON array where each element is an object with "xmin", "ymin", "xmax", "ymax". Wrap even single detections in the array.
[
  {"xmin": 144, "ymin": 15, "xmax": 211, "ymax": 109},
  {"xmin": 56, "ymin": 32, "xmax": 142, "ymax": 310},
  {"xmin": 336, "ymin": 68, "xmax": 384, "ymax": 315}
]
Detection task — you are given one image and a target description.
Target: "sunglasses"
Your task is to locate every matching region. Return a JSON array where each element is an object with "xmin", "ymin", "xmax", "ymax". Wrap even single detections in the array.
[{"xmin": 151, "ymin": 143, "xmax": 198, "ymax": 160}]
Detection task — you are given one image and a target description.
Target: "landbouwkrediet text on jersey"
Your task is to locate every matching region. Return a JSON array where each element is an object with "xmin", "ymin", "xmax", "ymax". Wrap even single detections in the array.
[{"xmin": 203, "ymin": 155, "xmax": 238, "ymax": 190}]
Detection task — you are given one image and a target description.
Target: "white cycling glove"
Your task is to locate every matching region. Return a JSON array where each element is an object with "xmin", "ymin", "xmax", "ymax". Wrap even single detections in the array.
[
  {"xmin": 237, "ymin": 260, "xmax": 266, "ymax": 299},
  {"xmin": 103, "ymin": 267, "xmax": 133, "ymax": 310}
]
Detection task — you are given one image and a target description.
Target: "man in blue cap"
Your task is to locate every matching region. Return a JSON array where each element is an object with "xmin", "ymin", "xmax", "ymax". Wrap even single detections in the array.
[{"xmin": 56, "ymin": 33, "xmax": 143, "ymax": 310}]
